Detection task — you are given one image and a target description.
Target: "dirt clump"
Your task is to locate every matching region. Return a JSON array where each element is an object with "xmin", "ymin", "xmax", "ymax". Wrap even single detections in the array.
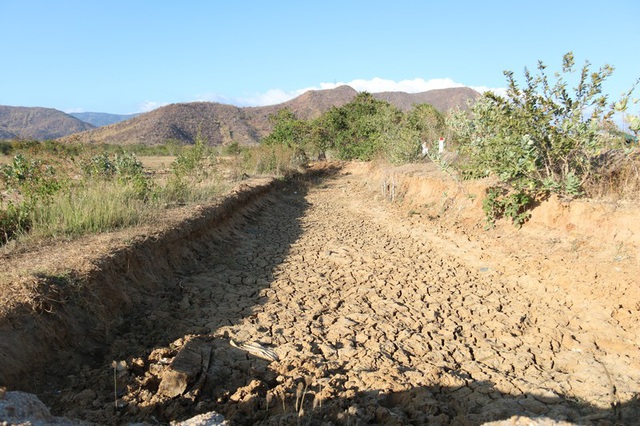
[{"xmin": 1, "ymin": 162, "xmax": 639, "ymax": 425}]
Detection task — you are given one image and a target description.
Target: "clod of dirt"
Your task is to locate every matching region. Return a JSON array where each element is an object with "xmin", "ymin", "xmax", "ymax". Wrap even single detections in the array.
[{"xmin": 158, "ymin": 337, "xmax": 212, "ymax": 399}]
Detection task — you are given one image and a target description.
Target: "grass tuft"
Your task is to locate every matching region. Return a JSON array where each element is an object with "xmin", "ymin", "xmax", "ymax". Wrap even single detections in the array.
[{"xmin": 31, "ymin": 181, "xmax": 145, "ymax": 237}]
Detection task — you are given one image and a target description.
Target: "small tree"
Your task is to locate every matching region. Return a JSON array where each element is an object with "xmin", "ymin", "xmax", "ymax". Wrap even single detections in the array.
[
  {"xmin": 407, "ymin": 104, "xmax": 446, "ymax": 152},
  {"xmin": 615, "ymin": 79, "xmax": 640, "ymax": 138},
  {"xmin": 449, "ymin": 52, "xmax": 638, "ymax": 226},
  {"xmin": 262, "ymin": 108, "xmax": 308, "ymax": 149},
  {"xmin": 306, "ymin": 116, "xmax": 333, "ymax": 160},
  {"xmin": 322, "ymin": 92, "xmax": 403, "ymax": 161}
]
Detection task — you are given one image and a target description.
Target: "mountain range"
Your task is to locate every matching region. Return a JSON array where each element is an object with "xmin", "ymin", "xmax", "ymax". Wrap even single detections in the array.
[
  {"xmin": 0, "ymin": 106, "xmax": 95, "ymax": 140},
  {"xmin": 2, "ymin": 86, "xmax": 480, "ymax": 146},
  {"xmin": 69, "ymin": 112, "xmax": 140, "ymax": 127}
]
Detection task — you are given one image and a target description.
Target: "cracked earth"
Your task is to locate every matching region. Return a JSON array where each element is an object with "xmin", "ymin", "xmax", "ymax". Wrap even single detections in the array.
[{"xmin": 8, "ymin": 163, "xmax": 640, "ymax": 425}]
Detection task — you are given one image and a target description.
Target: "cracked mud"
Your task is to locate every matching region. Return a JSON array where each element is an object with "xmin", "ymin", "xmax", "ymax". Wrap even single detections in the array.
[{"xmin": 31, "ymin": 166, "xmax": 640, "ymax": 425}]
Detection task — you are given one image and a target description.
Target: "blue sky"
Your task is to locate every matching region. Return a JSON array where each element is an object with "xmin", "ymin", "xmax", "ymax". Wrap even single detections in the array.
[{"xmin": 1, "ymin": 1, "xmax": 638, "ymax": 118}]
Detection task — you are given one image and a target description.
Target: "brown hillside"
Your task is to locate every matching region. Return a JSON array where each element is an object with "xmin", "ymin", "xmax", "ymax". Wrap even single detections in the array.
[
  {"xmin": 62, "ymin": 102, "xmax": 258, "ymax": 146},
  {"xmin": 0, "ymin": 106, "xmax": 95, "ymax": 140},
  {"xmin": 372, "ymin": 87, "xmax": 481, "ymax": 111},
  {"xmin": 0, "ymin": 129, "xmax": 15, "ymax": 139},
  {"xmin": 59, "ymin": 86, "xmax": 480, "ymax": 147}
]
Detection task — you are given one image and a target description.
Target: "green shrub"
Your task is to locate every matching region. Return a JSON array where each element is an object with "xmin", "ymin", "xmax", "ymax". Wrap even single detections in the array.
[
  {"xmin": 81, "ymin": 151, "xmax": 152, "ymax": 200},
  {"xmin": 0, "ymin": 202, "xmax": 27, "ymax": 243},
  {"xmin": 482, "ymin": 186, "xmax": 533, "ymax": 228},
  {"xmin": 381, "ymin": 125, "xmax": 421, "ymax": 165},
  {"xmin": 0, "ymin": 153, "xmax": 65, "ymax": 243},
  {"xmin": 222, "ymin": 141, "xmax": 243, "ymax": 156},
  {"xmin": 82, "ymin": 152, "xmax": 116, "ymax": 177},
  {"xmin": 262, "ymin": 108, "xmax": 309, "ymax": 149},
  {"xmin": 452, "ymin": 52, "xmax": 624, "ymax": 195},
  {"xmin": 321, "ymin": 93, "xmax": 403, "ymax": 161},
  {"xmin": 171, "ymin": 132, "xmax": 211, "ymax": 179},
  {"xmin": 0, "ymin": 141, "xmax": 13, "ymax": 155},
  {"xmin": 1, "ymin": 154, "xmax": 62, "ymax": 206},
  {"xmin": 450, "ymin": 52, "xmax": 639, "ymax": 225}
]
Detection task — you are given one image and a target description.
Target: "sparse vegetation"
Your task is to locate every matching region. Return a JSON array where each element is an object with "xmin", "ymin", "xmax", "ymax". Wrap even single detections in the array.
[
  {"xmin": 241, "ymin": 144, "xmax": 300, "ymax": 176},
  {"xmin": 0, "ymin": 137, "xmax": 231, "ymax": 247},
  {"xmin": 2, "ymin": 73, "xmax": 640, "ymax": 426},
  {"xmin": 449, "ymin": 52, "xmax": 640, "ymax": 225},
  {"xmin": 256, "ymin": 59, "xmax": 638, "ymax": 229},
  {"xmin": 2, "ymin": 54, "xmax": 638, "ymax": 240}
]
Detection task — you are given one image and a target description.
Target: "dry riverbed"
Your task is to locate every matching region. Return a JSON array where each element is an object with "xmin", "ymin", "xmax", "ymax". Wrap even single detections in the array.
[{"xmin": 1, "ymin": 162, "xmax": 639, "ymax": 425}]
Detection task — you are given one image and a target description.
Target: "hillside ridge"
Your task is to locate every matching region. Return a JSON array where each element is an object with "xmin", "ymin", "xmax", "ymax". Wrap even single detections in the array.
[{"xmin": 60, "ymin": 86, "xmax": 480, "ymax": 146}]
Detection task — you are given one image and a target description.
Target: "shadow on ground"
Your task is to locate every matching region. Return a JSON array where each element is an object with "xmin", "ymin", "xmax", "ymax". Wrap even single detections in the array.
[{"xmin": 20, "ymin": 165, "xmax": 341, "ymax": 423}]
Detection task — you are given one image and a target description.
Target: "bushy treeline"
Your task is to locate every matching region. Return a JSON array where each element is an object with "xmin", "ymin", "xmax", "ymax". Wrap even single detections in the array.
[
  {"xmin": 0, "ymin": 139, "xmax": 188, "ymax": 158},
  {"xmin": 0, "ymin": 131, "xmax": 325, "ymax": 246},
  {"xmin": 262, "ymin": 92, "xmax": 447, "ymax": 164}
]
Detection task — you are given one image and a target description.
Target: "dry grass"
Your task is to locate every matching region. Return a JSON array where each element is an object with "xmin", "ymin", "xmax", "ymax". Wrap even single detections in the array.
[
  {"xmin": 138, "ymin": 155, "xmax": 176, "ymax": 173},
  {"xmin": 584, "ymin": 148, "xmax": 640, "ymax": 202}
]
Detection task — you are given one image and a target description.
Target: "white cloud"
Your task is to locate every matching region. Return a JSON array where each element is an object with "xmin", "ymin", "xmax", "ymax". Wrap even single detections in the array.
[
  {"xmin": 64, "ymin": 107, "xmax": 86, "ymax": 114},
  {"xmin": 314, "ymin": 77, "xmax": 466, "ymax": 94},
  {"xmin": 187, "ymin": 78, "xmax": 506, "ymax": 109},
  {"xmin": 194, "ymin": 93, "xmax": 233, "ymax": 104},
  {"xmin": 197, "ymin": 89, "xmax": 307, "ymax": 107},
  {"xmin": 138, "ymin": 100, "xmax": 169, "ymax": 112},
  {"xmin": 236, "ymin": 89, "xmax": 307, "ymax": 107},
  {"xmin": 470, "ymin": 85, "xmax": 508, "ymax": 97}
]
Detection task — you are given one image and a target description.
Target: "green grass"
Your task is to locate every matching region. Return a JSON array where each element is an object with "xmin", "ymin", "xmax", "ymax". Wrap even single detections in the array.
[{"xmin": 30, "ymin": 181, "xmax": 146, "ymax": 238}]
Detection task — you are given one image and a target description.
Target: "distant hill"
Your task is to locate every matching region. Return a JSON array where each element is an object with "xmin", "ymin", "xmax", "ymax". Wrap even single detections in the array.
[
  {"xmin": 372, "ymin": 87, "xmax": 481, "ymax": 111},
  {"xmin": 61, "ymin": 102, "xmax": 260, "ymax": 146},
  {"xmin": 70, "ymin": 112, "xmax": 139, "ymax": 127},
  {"xmin": 0, "ymin": 128, "xmax": 15, "ymax": 140},
  {"xmin": 58, "ymin": 86, "xmax": 481, "ymax": 146},
  {"xmin": 0, "ymin": 106, "xmax": 95, "ymax": 140}
]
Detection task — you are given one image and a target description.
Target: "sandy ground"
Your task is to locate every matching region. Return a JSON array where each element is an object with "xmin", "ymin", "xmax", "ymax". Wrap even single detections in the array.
[{"xmin": 4, "ymin": 162, "xmax": 640, "ymax": 425}]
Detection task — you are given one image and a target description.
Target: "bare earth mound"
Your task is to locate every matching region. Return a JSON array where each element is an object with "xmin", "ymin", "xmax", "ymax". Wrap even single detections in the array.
[{"xmin": 0, "ymin": 162, "xmax": 638, "ymax": 425}]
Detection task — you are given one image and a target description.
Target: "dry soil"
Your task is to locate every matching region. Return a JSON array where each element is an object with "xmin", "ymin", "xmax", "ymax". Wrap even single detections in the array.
[{"xmin": 2, "ymin": 162, "xmax": 639, "ymax": 425}]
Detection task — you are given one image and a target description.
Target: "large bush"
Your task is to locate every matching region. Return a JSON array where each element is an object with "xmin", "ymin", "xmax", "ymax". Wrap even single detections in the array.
[
  {"xmin": 452, "ymin": 52, "xmax": 626, "ymax": 195},
  {"xmin": 448, "ymin": 52, "xmax": 640, "ymax": 225},
  {"xmin": 322, "ymin": 93, "xmax": 404, "ymax": 161}
]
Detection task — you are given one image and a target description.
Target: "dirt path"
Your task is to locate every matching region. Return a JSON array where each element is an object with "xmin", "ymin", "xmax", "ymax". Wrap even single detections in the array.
[{"xmin": 34, "ymin": 166, "xmax": 639, "ymax": 425}]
